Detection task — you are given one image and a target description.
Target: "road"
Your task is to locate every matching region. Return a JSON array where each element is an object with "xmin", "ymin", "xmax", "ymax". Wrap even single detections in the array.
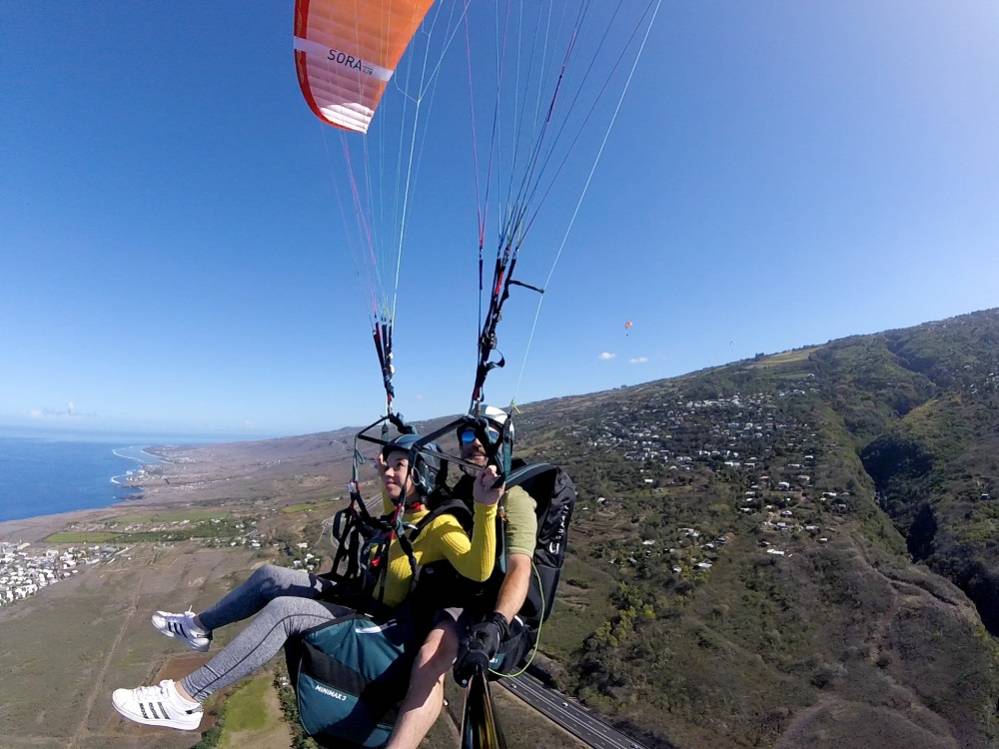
[{"xmin": 500, "ymin": 672, "xmax": 661, "ymax": 749}]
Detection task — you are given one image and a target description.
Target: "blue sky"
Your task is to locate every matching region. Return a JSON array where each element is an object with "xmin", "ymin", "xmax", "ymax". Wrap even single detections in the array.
[{"xmin": 2, "ymin": 1, "xmax": 997, "ymax": 438}]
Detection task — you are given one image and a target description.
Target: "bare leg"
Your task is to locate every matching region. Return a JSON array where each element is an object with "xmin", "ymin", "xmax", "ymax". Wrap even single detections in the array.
[{"xmin": 385, "ymin": 621, "xmax": 460, "ymax": 749}]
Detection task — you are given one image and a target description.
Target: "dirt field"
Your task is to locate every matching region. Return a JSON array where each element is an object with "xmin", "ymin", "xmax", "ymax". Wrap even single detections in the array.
[{"xmin": 0, "ymin": 542, "xmax": 258, "ymax": 749}]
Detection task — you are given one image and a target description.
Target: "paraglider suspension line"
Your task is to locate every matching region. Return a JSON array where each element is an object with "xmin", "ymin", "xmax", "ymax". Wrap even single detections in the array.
[{"xmin": 511, "ymin": 0, "xmax": 664, "ymax": 404}]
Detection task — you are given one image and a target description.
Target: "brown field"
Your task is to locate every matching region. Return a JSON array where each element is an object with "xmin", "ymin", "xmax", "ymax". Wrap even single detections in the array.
[
  {"xmin": 745, "ymin": 347, "xmax": 819, "ymax": 369},
  {"xmin": 0, "ymin": 542, "xmax": 258, "ymax": 749}
]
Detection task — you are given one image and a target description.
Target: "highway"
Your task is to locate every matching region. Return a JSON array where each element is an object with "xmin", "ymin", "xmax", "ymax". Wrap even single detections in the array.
[{"xmin": 500, "ymin": 672, "xmax": 660, "ymax": 749}]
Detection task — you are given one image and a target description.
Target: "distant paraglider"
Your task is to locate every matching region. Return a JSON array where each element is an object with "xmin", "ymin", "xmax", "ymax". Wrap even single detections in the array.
[{"xmin": 624, "ymin": 320, "xmax": 634, "ymax": 336}]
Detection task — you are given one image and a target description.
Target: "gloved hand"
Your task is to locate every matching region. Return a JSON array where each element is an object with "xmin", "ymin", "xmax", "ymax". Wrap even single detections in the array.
[
  {"xmin": 454, "ymin": 612, "xmax": 510, "ymax": 686},
  {"xmin": 467, "ymin": 612, "xmax": 510, "ymax": 657}
]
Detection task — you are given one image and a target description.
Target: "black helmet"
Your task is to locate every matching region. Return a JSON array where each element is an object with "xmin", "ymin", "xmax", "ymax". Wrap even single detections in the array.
[{"xmin": 381, "ymin": 433, "xmax": 442, "ymax": 497}]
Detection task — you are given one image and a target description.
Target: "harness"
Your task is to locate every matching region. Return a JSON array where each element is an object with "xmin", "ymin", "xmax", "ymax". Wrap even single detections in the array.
[
  {"xmin": 416, "ymin": 462, "xmax": 575, "ymax": 636},
  {"xmin": 325, "ymin": 481, "xmax": 472, "ymax": 618}
]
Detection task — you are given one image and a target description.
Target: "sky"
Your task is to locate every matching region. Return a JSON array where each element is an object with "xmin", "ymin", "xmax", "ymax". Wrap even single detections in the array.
[{"xmin": 1, "ymin": 1, "xmax": 997, "ymax": 438}]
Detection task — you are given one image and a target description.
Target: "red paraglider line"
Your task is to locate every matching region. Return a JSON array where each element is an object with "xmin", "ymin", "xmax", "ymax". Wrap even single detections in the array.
[
  {"xmin": 544, "ymin": 23, "xmax": 581, "ymax": 123},
  {"xmin": 497, "ymin": 0, "xmax": 592, "ymax": 250},
  {"xmin": 464, "ymin": 13, "xmax": 485, "ymax": 251},
  {"xmin": 473, "ymin": 0, "xmax": 513, "ymax": 253},
  {"xmin": 341, "ymin": 136, "xmax": 378, "ymax": 277},
  {"xmin": 520, "ymin": 0, "xmax": 653, "ymax": 241}
]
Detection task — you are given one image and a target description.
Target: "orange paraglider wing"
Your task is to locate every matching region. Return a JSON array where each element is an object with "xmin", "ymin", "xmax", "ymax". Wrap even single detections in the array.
[{"xmin": 294, "ymin": 0, "xmax": 435, "ymax": 133}]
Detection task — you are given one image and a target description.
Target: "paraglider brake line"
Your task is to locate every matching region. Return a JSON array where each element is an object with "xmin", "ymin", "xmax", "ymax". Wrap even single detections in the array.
[
  {"xmin": 508, "ymin": 279, "xmax": 544, "ymax": 294},
  {"xmin": 471, "ymin": 261, "xmax": 547, "ymax": 407}
]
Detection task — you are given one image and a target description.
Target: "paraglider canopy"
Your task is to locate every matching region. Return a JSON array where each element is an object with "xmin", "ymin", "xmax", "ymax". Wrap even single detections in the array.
[
  {"xmin": 292, "ymin": 0, "xmax": 665, "ymax": 418},
  {"xmin": 293, "ymin": 0, "xmax": 435, "ymax": 133}
]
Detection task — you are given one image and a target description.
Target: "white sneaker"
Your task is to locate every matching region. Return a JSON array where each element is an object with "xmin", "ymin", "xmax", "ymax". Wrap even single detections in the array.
[
  {"xmin": 111, "ymin": 679, "xmax": 203, "ymax": 731},
  {"xmin": 151, "ymin": 610, "xmax": 211, "ymax": 652}
]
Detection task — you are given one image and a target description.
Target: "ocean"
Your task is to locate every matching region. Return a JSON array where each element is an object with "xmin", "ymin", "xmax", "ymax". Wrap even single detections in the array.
[{"xmin": 0, "ymin": 431, "xmax": 208, "ymax": 523}]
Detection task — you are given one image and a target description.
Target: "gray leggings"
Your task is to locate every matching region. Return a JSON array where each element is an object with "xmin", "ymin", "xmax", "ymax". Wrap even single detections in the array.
[{"xmin": 181, "ymin": 564, "xmax": 349, "ymax": 701}]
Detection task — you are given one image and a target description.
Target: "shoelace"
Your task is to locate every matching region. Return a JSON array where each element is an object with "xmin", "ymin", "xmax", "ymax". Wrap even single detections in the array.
[
  {"xmin": 131, "ymin": 682, "xmax": 170, "ymax": 702},
  {"xmin": 182, "ymin": 609, "xmax": 204, "ymax": 634}
]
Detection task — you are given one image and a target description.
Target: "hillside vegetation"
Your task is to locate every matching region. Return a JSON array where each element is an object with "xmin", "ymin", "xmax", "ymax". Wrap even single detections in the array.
[{"xmin": 502, "ymin": 308, "xmax": 999, "ymax": 748}]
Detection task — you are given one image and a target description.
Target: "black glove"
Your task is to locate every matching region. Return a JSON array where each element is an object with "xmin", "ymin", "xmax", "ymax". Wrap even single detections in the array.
[
  {"xmin": 469, "ymin": 611, "xmax": 510, "ymax": 657},
  {"xmin": 454, "ymin": 612, "xmax": 510, "ymax": 686}
]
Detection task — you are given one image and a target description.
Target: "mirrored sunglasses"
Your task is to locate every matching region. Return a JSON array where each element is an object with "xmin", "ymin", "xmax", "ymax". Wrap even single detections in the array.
[{"xmin": 458, "ymin": 426, "xmax": 501, "ymax": 445}]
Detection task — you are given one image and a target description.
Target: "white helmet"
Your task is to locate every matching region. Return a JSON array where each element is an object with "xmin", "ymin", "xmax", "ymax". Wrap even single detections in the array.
[{"xmin": 478, "ymin": 404, "xmax": 509, "ymax": 429}]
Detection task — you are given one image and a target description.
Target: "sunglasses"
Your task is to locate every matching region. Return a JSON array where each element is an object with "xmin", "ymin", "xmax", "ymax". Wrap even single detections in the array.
[{"xmin": 458, "ymin": 425, "xmax": 501, "ymax": 446}]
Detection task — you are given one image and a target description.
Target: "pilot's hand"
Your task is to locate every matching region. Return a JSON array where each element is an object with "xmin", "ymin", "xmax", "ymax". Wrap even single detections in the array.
[
  {"xmin": 454, "ymin": 613, "xmax": 509, "ymax": 687},
  {"xmin": 473, "ymin": 465, "xmax": 504, "ymax": 506}
]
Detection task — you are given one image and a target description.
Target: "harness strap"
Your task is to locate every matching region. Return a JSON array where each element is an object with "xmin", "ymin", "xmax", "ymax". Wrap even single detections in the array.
[
  {"xmin": 327, "ymin": 479, "xmax": 504, "ymax": 609},
  {"xmin": 409, "ymin": 499, "xmax": 475, "ymax": 540}
]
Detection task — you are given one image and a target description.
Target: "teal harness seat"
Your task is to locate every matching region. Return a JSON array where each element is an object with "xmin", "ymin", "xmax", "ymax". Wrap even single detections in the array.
[{"xmin": 285, "ymin": 608, "xmax": 421, "ymax": 749}]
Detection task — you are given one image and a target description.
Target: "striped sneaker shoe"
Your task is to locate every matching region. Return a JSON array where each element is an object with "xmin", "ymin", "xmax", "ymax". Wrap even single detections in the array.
[
  {"xmin": 151, "ymin": 610, "xmax": 211, "ymax": 652},
  {"xmin": 112, "ymin": 679, "xmax": 203, "ymax": 731}
]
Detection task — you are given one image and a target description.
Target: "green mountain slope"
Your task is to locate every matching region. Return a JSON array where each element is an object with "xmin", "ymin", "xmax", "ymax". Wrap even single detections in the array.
[{"xmin": 503, "ymin": 308, "xmax": 999, "ymax": 748}]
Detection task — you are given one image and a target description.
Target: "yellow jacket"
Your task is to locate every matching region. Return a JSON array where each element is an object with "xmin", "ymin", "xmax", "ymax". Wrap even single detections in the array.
[{"xmin": 375, "ymin": 495, "xmax": 497, "ymax": 608}]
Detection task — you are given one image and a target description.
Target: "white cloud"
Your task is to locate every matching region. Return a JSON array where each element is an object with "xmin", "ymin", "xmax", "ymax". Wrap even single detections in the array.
[
  {"xmin": 598, "ymin": 352, "xmax": 617, "ymax": 361},
  {"xmin": 241, "ymin": 419, "xmax": 256, "ymax": 430},
  {"xmin": 27, "ymin": 404, "xmax": 94, "ymax": 420},
  {"xmin": 629, "ymin": 356, "xmax": 649, "ymax": 364}
]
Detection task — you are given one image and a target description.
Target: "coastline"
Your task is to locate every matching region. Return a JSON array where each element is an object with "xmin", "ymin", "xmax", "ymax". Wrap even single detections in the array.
[
  {"xmin": 111, "ymin": 445, "xmax": 166, "ymax": 464},
  {"xmin": 0, "ymin": 475, "xmax": 169, "ymax": 544},
  {"xmin": 0, "ymin": 443, "xmax": 167, "ymax": 540},
  {"xmin": 109, "ymin": 444, "xmax": 164, "ymax": 487},
  {"xmin": 0, "ymin": 431, "xmax": 358, "ymax": 543}
]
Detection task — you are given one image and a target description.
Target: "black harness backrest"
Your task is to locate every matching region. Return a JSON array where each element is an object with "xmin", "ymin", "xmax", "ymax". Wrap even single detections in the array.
[
  {"xmin": 412, "ymin": 462, "xmax": 576, "ymax": 629},
  {"xmin": 505, "ymin": 463, "xmax": 575, "ymax": 627}
]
